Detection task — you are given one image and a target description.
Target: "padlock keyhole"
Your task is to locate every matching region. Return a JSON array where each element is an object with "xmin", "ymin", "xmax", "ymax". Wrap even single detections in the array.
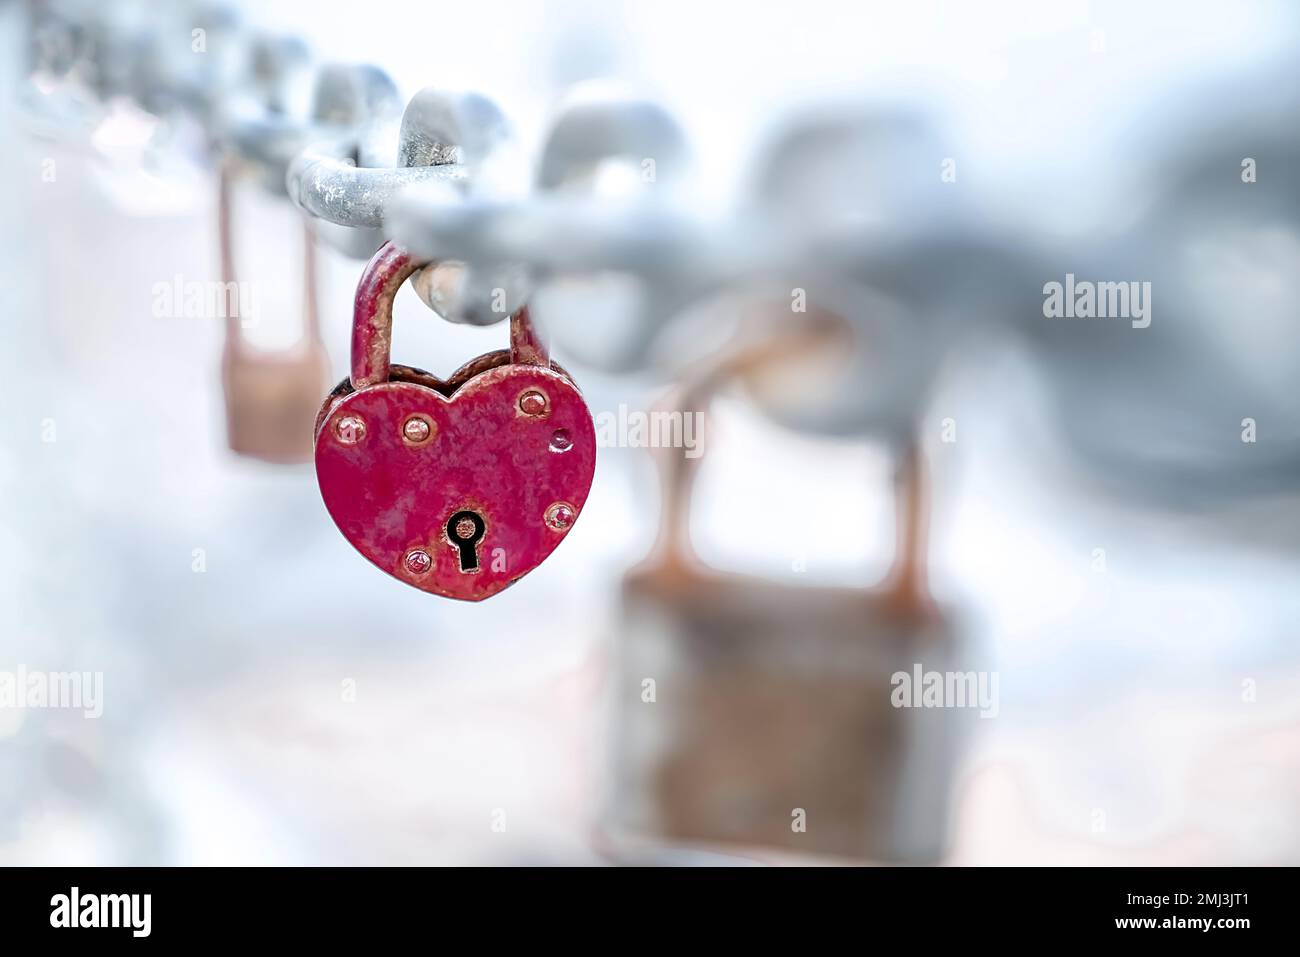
[{"xmin": 446, "ymin": 510, "xmax": 486, "ymax": 572}]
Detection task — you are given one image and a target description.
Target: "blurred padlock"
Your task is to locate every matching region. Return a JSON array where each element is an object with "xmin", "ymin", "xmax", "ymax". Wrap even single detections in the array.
[
  {"xmin": 604, "ymin": 333, "xmax": 963, "ymax": 863},
  {"xmin": 218, "ymin": 159, "xmax": 330, "ymax": 464}
]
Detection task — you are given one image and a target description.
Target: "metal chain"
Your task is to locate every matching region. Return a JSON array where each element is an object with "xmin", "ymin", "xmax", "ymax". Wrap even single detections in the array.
[
  {"xmin": 12, "ymin": 0, "xmax": 1066, "ymax": 453},
  {"xmin": 21, "ymin": 0, "xmax": 1300, "ymax": 502},
  {"xmin": 16, "ymin": 0, "xmax": 983, "ymax": 443},
  {"xmin": 24, "ymin": 1, "xmax": 735, "ymax": 324}
]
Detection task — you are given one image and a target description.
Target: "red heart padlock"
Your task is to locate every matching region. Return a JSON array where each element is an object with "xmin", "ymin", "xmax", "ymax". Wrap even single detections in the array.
[{"xmin": 314, "ymin": 241, "xmax": 596, "ymax": 601}]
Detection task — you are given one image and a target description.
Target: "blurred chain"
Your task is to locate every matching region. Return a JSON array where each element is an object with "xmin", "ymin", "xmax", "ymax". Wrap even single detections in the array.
[
  {"xmin": 22, "ymin": 3, "xmax": 665, "ymax": 244},
  {"xmin": 14, "ymin": 0, "xmax": 994, "ymax": 446},
  {"xmin": 21, "ymin": 1, "xmax": 714, "ymax": 325},
  {"xmin": 19, "ymin": 0, "xmax": 1300, "ymax": 509}
]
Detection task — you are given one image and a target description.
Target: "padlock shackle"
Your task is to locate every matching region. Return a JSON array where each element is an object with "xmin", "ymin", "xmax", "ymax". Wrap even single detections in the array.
[
  {"xmin": 350, "ymin": 241, "xmax": 545, "ymax": 389},
  {"xmin": 646, "ymin": 326, "xmax": 932, "ymax": 608},
  {"xmin": 647, "ymin": 340, "xmax": 790, "ymax": 574},
  {"xmin": 218, "ymin": 158, "xmax": 322, "ymax": 356}
]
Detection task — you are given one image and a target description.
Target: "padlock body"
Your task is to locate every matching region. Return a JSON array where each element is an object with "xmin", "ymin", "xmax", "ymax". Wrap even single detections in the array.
[
  {"xmin": 315, "ymin": 362, "xmax": 596, "ymax": 601},
  {"xmin": 225, "ymin": 344, "xmax": 331, "ymax": 464},
  {"xmin": 607, "ymin": 571, "xmax": 960, "ymax": 863}
]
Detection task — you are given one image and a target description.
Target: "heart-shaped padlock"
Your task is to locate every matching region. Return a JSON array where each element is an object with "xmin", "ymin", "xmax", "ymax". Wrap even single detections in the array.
[{"xmin": 314, "ymin": 241, "xmax": 596, "ymax": 601}]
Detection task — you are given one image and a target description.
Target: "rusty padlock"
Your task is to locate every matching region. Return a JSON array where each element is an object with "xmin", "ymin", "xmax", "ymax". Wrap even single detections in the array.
[
  {"xmin": 604, "ymin": 333, "xmax": 961, "ymax": 863},
  {"xmin": 219, "ymin": 160, "xmax": 331, "ymax": 464},
  {"xmin": 314, "ymin": 241, "xmax": 597, "ymax": 601}
]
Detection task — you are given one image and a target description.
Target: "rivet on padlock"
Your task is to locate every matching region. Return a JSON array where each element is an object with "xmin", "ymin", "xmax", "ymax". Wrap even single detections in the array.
[
  {"xmin": 219, "ymin": 159, "xmax": 331, "ymax": 464},
  {"xmin": 314, "ymin": 241, "xmax": 597, "ymax": 601}
]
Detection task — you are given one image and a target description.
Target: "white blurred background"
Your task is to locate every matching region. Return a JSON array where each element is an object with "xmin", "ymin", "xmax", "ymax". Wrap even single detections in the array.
[{"xmin": 2, "ymin": 0, "xmax": 1299, "ymax": 864}]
